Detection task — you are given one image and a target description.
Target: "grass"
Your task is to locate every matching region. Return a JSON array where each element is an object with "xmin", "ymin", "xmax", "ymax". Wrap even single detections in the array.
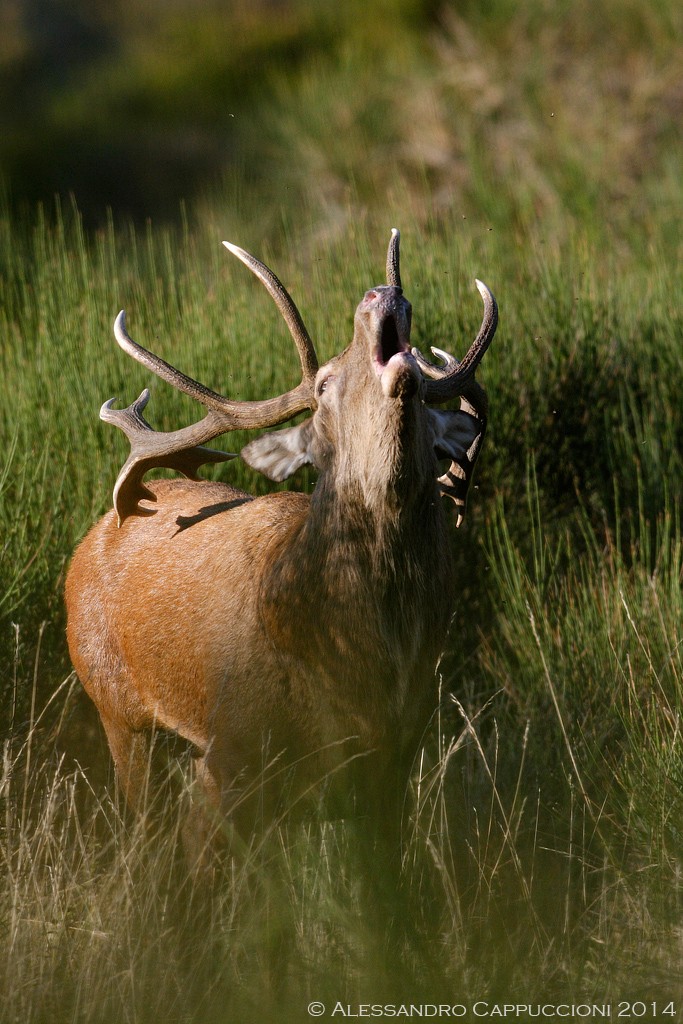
[
  {"xmin": 0, "ymin": 197, "xmax": 681, "ymax": 1019},
  {"xmin": 3, "ymin": 544, "xmax": 683, "ymax": 1024}
]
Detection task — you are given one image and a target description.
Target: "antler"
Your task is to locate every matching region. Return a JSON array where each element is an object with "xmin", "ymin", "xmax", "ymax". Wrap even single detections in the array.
[
  {"xmin": 387, "ymin": 229, "xmax": 496, "ymax": 402},
  {"xmin": 414, "ymin": 279, "xmax": 498, "ymax": 404},
  {"xmin": 433, "ymin": 383, "xmax": 488, "ymax": 528},
  {"xmin": 386, "ymin": 228, "xmax": 402, "ymax": 289},
  {"xmin": 100, "ymin": 387, "xmax": 237, "ymax": 526},
  {"xmin": 103, "ymin": 244, "xmax": 319, "ymax": 526},
  {"xmin": 406, "ymin": 256, "xmax": 494, "ymax": 524}
]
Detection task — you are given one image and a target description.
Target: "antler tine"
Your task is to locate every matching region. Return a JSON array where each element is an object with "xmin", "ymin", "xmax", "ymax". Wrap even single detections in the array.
[
  {"xmin": 100, "ymin": 388, "xmax": 237, "ymax": 526},
  {"xmin": 419, "ymin": 280, "xmax": 497, "ymax": 404},
  {"xmin": 386, "ymin": 228, "xmax": 401, "ymax": 289},
  {"xmin": 103, "ymin": 242, "xmax": 321, "ymax": 526},
  {"xmin": 113, "ymin": 303, "xmax": 316, "ymax": 429},
  {"xmin": 114, "ymin": 311, "xmax": 233, "ymax": 414},
  {"xmin": 412, "ymin": 345, "xmax": 459, "ymax": 379},
  {"xmin": 435, "ymin": 381, "xmax": 489, "ymax": 528},
  {"xmin": 223, "ymin": 241, "xmax": 319, "ymax": 384}
]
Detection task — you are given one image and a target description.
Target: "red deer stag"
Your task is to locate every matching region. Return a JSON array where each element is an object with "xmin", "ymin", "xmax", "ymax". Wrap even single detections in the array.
[{"xmin": 66, "ymin": 230, "xmax": 497, "ymax": 851}]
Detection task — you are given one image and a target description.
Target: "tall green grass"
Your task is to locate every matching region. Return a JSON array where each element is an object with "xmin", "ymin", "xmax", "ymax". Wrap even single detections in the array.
[
  {"xmin": 1, "ymin": 191, "xmax": 682, "ymax": 1018},
  {"xmin": 3, "ymin": 488, "xmax": 683, "ymax": 1021}
]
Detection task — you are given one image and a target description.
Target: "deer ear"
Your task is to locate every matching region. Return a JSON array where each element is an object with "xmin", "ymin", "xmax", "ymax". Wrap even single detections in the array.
[
  {"xmin": 428, "ymin": 396, "xmax": 487, "ymax": 528},
  {"xmin": 241, "ymin": 419, "xmax": 316, "ymax": 482}
]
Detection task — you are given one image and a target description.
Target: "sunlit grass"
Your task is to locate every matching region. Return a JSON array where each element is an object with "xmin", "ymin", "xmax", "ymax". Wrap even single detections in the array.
[
  {"xmin": 3, "ymin": 591, "xmax": 682, "ymax": 1024},
  {"xmin": 1, "ymin": 188, "xmax": 682, "ymax": 1018}
]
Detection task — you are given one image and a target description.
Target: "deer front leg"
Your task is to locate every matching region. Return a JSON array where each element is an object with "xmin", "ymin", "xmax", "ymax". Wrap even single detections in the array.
[{"xmin": 99, "ymin": 712, "xmax": 153, "ymax": 812}]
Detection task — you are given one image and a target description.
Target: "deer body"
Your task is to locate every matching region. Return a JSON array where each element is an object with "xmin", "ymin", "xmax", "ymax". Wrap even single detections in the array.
[
  {"xmin": 66, "ymin": 231, "xmax": 496, "ymax": 841},
  {"xmin": 67, "ymin": 473, "xmax": 451, "ymax": 818}
]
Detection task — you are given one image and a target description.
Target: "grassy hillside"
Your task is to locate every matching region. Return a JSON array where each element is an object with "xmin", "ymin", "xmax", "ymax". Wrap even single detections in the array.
[
  {"xmin": 1, "ymin": 0, "xmax": 680, "ymax": 239},
  {"xmin": 1, "ymin": 0, "xmax": 682, "ymax": 1018}
]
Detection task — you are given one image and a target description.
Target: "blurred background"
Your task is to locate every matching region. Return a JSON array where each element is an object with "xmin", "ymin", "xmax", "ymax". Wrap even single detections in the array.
[{"xmin": 1, "ymin": 0, "xmax": 680, "ymax": 243}]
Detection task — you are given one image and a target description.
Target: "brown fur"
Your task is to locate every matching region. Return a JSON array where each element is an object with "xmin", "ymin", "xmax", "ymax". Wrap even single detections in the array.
[{"xmin": 66, "ymin": 274, "xmax": 491, "ymax": 853}]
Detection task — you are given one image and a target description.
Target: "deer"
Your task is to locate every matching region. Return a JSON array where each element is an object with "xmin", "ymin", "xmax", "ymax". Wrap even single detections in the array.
[{"xmin": 65, "ymin": 230, "xmax": 497, "ymax": 867}]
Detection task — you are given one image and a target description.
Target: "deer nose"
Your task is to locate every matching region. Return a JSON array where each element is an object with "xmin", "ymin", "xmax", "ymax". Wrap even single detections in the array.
[{"xmin": 362, "ymin": 285, "xmax": 403, "ymax": 304}]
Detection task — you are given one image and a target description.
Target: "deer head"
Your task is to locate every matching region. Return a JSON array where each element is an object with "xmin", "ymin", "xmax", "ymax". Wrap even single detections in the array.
[{"xmin": 102, "ymin": 230, "xmax": 497, "ymax": 529}]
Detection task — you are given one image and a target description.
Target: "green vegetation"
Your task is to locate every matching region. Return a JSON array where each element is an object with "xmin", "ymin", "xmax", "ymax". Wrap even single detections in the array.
[{"xmin": 1, "ymin": 0, "xmax": 682, "ymax": 1019}]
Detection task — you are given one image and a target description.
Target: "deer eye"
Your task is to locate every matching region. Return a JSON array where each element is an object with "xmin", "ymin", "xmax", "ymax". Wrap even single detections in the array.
[{"xmin": 317, "ymin": 375, "xmax": 334, "ymax": 396}]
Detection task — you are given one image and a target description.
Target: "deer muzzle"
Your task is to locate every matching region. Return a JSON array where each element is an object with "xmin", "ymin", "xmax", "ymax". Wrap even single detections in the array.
[{"xmin": 358, "ymin": 286, "xmax": 418, "ymax": 399}]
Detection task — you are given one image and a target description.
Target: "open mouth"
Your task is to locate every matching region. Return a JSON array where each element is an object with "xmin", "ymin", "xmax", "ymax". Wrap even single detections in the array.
[
  {"xmin": 380, "ymin": 315, "xmax": 401, "ymax": 363},
  {"xmin": 374, "ymin": 314, "xmax": 411, "ymax": 375},
  {"xmin": 359, "ymin": 285, "xmax": 413, "ymax": 382}
]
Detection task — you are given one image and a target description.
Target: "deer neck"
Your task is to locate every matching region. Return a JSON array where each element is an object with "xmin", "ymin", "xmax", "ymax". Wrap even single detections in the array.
[
  {"xmin": 263, "ymin": 472, "xmax": 451, "ymax": 731},
  {"xmin": 267, "ymin": 410, "xmax": 450, "ymax": 637}
]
